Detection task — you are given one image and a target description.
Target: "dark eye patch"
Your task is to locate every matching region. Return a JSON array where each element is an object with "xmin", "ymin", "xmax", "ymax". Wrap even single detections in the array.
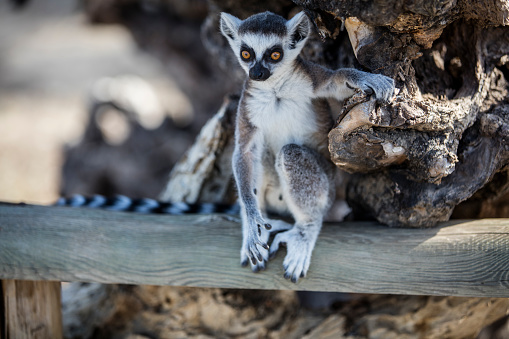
[
  {"xmin": 240, "ymin": 44, "xmax": 255, "ymax": 62},
  {"xmin": 264, "ymin": 44, "xmax": 284, "ymax": 63}
]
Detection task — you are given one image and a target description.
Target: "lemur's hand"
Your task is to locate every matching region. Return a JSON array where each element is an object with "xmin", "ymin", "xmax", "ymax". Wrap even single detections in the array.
[
  {"xmin": 348, "ymin": 71, "xmax": 395, "ymax": 103},
  {"xmin": 240, "ymin": 213, "xmax": 272, "ymax": 271}
]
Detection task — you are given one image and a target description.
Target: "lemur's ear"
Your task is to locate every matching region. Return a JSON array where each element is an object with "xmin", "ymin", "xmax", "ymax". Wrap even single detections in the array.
[
  {"xmin": 286, "ymin": 12, "xmax": 310, "ymax": 50},
  {"xmin": 220, "ymin": 12, "xmax": 242, "ymax": 42}
]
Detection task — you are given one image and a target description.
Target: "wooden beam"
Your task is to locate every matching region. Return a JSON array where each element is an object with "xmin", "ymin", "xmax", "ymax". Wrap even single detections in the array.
[{"xmin": 0, "ymin": 203, "xmax": 508, "ymax": 297}]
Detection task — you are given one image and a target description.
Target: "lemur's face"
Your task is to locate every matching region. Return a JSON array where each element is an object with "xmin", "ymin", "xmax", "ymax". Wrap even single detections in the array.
[
  {"xmin": 237, "ymin": 34, "xmax": 285, "ymax": 81},
  {"xmin": 220, "ymin": 11, "xmax": 310, "ymax": 82}
]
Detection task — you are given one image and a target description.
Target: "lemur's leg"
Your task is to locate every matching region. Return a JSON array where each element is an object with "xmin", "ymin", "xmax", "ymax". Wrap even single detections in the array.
[
  {"xmin": 270, "ymin": 144, "xmax": 335, "ymax": 282},
  {"xmin": 257, "ymin": 165, "xmax": 293, "ymax": 239},
  {"xmin": 241, "ymin": 169, "xmax": 294, "ymax": 272}
]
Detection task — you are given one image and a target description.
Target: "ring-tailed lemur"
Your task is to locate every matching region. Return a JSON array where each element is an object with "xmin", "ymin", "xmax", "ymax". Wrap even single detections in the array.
[{"xmin": 220, "ymin": 11, "xmax": 395, "ymax": 282}]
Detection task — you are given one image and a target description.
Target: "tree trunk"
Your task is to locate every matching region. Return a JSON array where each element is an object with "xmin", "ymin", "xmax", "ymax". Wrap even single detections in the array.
[{"xmin": 291, "ymin": 1, "xmax": 509, "ymax": 227}]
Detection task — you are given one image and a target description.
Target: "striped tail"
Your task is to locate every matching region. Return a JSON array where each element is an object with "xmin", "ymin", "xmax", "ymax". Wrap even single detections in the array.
[{"xmin": 55, "ymin": 194, "xmax": 240, "ymax": 215}]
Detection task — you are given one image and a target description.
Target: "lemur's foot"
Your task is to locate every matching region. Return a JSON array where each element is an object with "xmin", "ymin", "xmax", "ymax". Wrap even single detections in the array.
[
  {"xmin": 269, "ymin": 227, "xmax": 317, "ymax": 283},
  {"xmin": 240, "ymin": 219, "xmax": 293, "ymax": 272}
]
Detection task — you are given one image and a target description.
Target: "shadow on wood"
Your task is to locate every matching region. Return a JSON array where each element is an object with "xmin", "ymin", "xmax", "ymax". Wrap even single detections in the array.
[{"xmin": 0, "ymin": 203, "xmax": 508, "ymax": 297}]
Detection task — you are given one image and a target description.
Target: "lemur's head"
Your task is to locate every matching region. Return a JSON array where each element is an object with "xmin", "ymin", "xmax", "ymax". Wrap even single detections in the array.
[{"xmin": 220, "ymin": 11, "xmax": 310, "ymax": 82}]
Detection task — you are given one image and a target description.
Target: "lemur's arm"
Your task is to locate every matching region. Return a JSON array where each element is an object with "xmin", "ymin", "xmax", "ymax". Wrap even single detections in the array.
[
  {"xmin": 304, "ymin": 61, "xmax": 395, "ymax": 102},
  {"xmin": 232, "ymin": 102, "xmax": 272, "ymax": 263}
]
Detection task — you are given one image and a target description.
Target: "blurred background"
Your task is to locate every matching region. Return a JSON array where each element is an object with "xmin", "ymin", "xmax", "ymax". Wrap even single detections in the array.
[{"xmin": 0, "ymin": 0, "xmax": 234, "ymax": 204}]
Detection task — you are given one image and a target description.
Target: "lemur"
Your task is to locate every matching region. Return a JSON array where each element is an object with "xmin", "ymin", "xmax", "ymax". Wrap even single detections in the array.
[
  {"xmin": 219, "ymin": 11, "xmax": 395, "ymax": 282},
  {"xmin": 58, "ymin": 10, "xmax": 394, "ymax": 283}
]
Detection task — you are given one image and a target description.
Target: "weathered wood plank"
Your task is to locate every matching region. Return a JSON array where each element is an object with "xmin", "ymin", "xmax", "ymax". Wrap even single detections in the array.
[{"xmin": 0, "ymin": 203, "xmax": 508, "ymax": 297}]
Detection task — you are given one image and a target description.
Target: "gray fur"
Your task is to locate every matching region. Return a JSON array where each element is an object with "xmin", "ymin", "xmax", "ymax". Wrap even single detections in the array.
[{"xmin": 220, "ymin": 11, "xmax": 395, "ymax": 282}]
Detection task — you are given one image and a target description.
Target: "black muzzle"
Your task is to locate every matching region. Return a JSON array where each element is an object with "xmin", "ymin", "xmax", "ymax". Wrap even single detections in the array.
[{"xmin": 249, "ymin": 62, "xmax": 271, "ymax": 81}]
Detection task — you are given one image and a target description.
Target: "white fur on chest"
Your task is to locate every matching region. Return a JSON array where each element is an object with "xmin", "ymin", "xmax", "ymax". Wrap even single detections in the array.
[{"xmin": 246, "ymin": 75, "xmax": 318, "ymax": 154}]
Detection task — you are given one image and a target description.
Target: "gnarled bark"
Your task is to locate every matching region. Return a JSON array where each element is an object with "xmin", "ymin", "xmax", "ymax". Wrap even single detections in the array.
[{"xmin": 288, "ymin": 1, "xmax": 509, "ymax": 227}]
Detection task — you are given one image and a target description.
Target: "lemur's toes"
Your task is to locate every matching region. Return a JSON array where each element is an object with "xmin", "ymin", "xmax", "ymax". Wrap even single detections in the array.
[
  {"xmin": 252, "ymin": 260, "xmax": 266, "ymax": 273},
  {"xmin": 283, "ymin": 271, "xmax": 300, "ymax": 283},
  {"xmin": 248, "ymin": 253, "xmax": 258, "ymax": 266},
  {"xmin": 283, "ymin": 268, "xmax": 303, "ymax": 284},
  {"xmin": 246, "ymin": 239, "xmax": 269, "ymax": 267}
]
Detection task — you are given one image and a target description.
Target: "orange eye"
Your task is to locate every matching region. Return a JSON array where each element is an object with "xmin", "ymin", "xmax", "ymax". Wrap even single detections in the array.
[
  {"xmin": 271, "ymin": 51, "xmax": 281, "ymax": 60},
  {"xmin": 241, "ymin": 50, "xmax": 251, "ymax": 59}
]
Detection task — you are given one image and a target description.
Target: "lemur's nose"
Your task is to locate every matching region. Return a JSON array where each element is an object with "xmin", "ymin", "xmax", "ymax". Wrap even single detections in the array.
[{"xmin": 249, "ymin": 63, "xmax": 270, "ymax": 81}]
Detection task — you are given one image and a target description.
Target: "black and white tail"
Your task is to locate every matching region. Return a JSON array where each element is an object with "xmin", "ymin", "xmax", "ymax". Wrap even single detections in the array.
[{"xmin": 55, "ymin": 194, "xmax": 240, "ymax": 215}]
